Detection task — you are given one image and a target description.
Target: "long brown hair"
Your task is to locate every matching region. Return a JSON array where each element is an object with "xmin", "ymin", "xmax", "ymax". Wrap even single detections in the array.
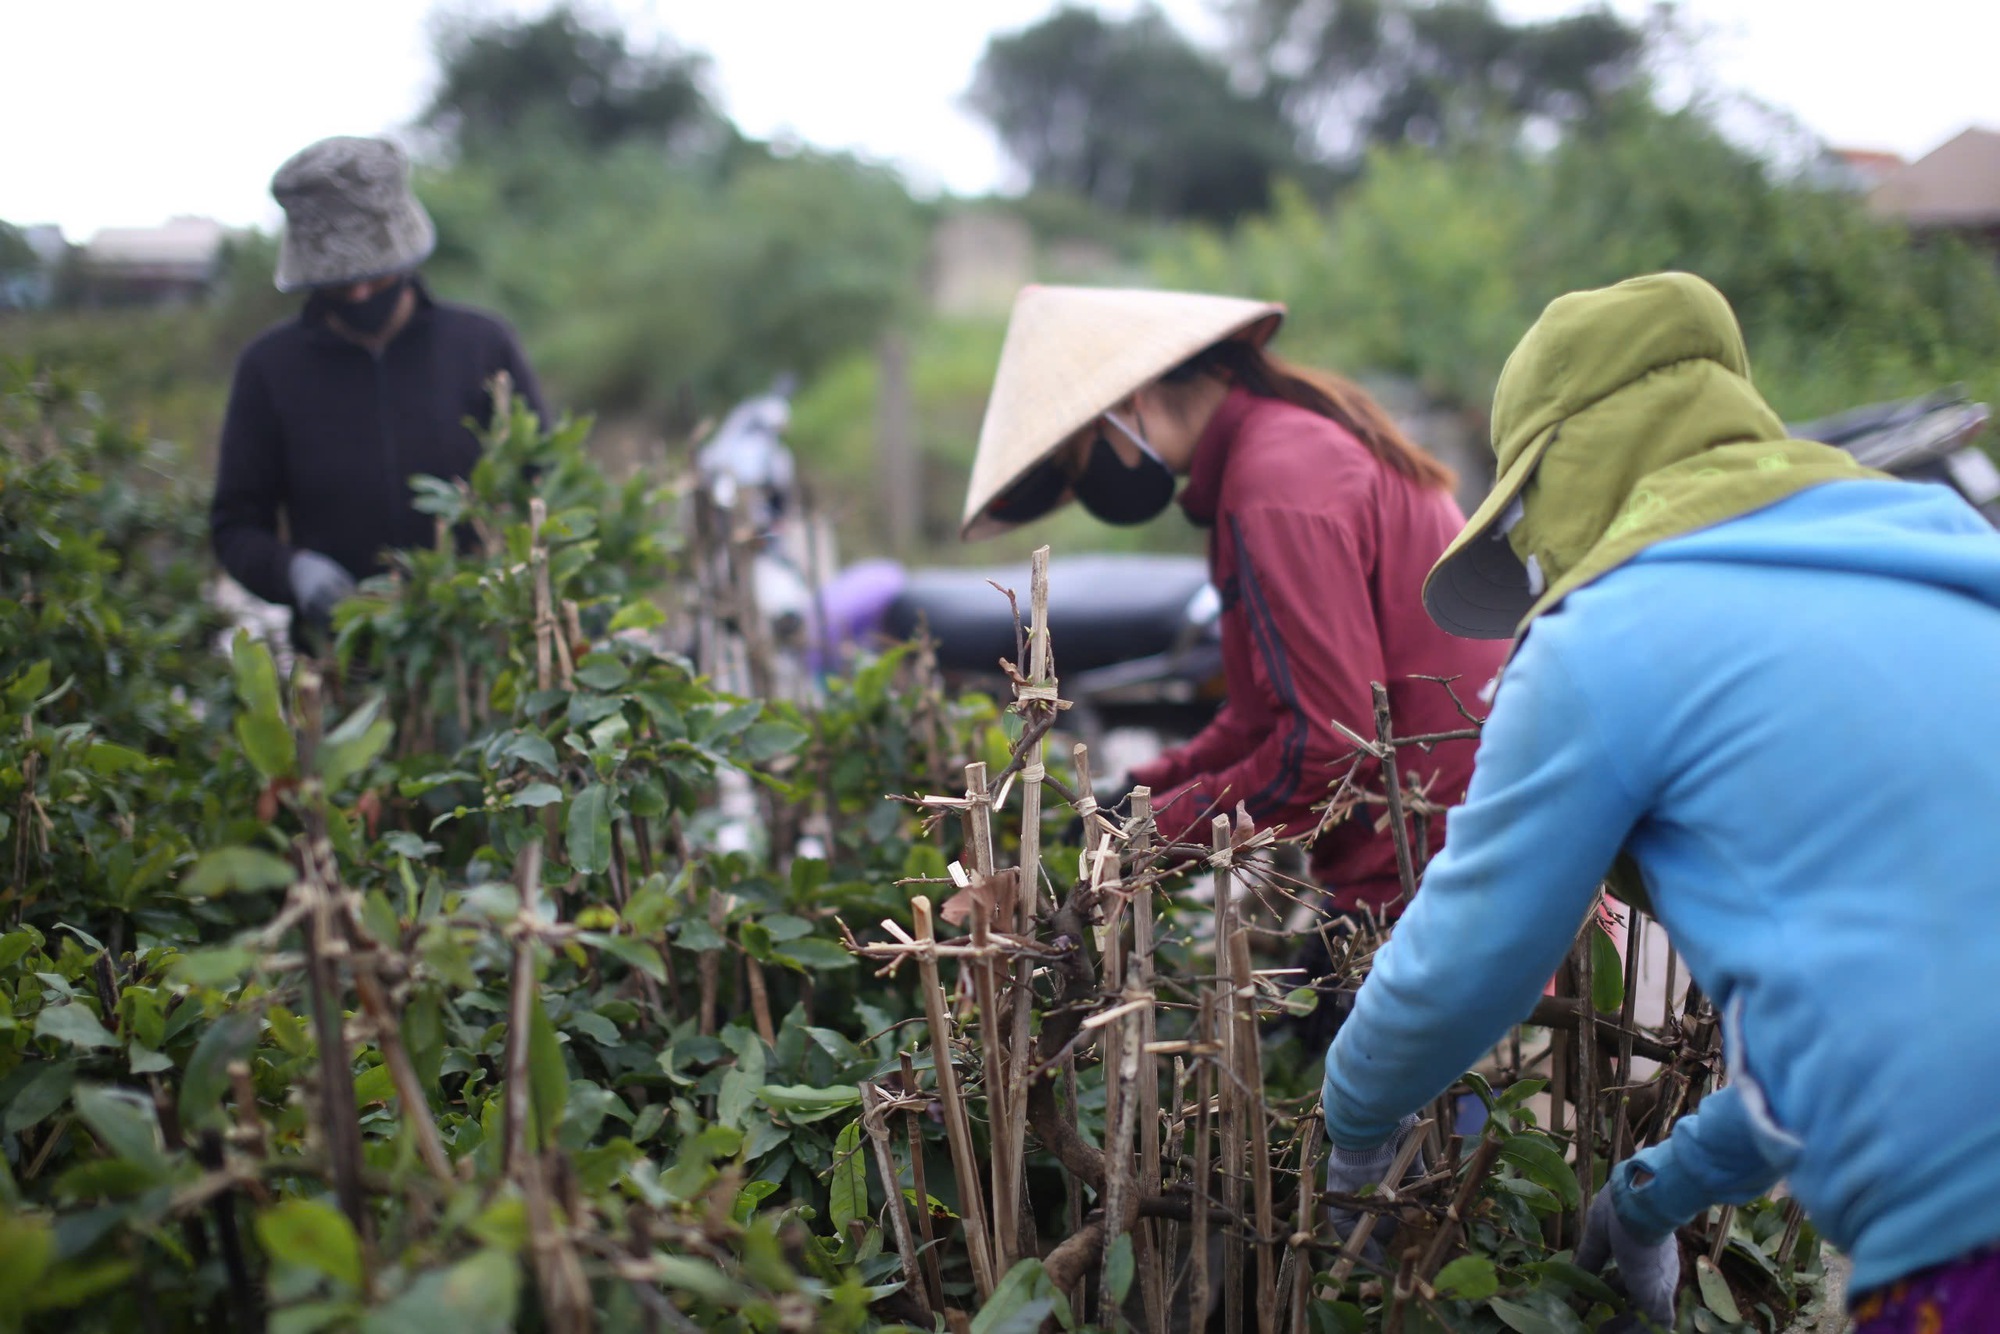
[{"xmin": 1165, "ymin": 340, "xmax": 1457, "ymax": 492}]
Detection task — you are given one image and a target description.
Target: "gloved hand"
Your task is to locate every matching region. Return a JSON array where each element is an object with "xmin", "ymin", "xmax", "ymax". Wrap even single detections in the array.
[
  {"xmin": 1575, "ymin": 1184, "xmax": 1679, "ymax": 1328},
  {"xmin": 288, "ymin": 550, "xmax": 356, "ymax": 623},
  {"xmin": 1324, "ymin": 1113, "xmax": 1426, "ymax": 1260}
]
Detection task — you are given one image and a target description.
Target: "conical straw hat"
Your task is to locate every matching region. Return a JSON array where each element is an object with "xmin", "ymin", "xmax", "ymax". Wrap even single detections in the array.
[{"xmin": 960, "ymin": 285, "xmax": 1284, "ymax": 540}]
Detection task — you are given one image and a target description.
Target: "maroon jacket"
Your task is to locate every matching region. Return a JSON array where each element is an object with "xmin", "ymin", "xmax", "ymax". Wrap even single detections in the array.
[{"xmin": 1126, "ymin": 389, "xmax": 1507, "ymax": 916}]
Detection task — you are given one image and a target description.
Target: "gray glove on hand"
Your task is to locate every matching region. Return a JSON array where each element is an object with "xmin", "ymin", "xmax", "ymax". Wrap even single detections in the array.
[
  {"xmin": 1325, "ymin": 1113, "xmax": 1426, "ymax": 1261},
  {"xmin": 1574, "ymin": 1187, "xmax": 1679, "ymax": 1328},
  {"xmin": 288, "ymin": 550, "xmax": 355, "ymax": 623}
]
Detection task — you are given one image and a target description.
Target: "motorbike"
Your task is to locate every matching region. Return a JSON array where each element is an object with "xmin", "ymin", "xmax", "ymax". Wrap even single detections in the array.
[{"xmin": 694, "ymin": 382, "xmax": 1997, "ymax": 746}]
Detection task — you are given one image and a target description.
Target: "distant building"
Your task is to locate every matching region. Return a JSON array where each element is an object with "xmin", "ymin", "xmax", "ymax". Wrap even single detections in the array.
[
  {"xmin": 75, "ymin": 215, "xmax": 227, "ymax": 306},
  {"xmin": 1813, "ymin": 147, "xmax": 1906, "ymax": 195},
  {"xmin": 926, "ymin": 211, "xmax": 1034, "ymax": 319},
  {"xmin": 1870, "ymin": 127, "xmax": 2000, "ymax": 253}
]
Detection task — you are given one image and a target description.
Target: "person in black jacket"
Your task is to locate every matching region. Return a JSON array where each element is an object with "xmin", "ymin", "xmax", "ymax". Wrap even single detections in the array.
[{"xmin": 210, "ymin": 136, "xmax": 548, "ymax": 638}]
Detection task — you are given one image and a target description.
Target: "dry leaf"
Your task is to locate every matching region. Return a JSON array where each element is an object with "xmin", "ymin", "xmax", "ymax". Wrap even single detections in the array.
[{"xmin": 939, "ymin": 866, "xmax": 1020, "ymax": 929}]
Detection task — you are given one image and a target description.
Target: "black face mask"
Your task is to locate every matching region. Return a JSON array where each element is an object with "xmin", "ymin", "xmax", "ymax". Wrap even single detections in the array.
[
  {"xmin": 333, "ymin": 278, "xmax": 406, "ymax": 336},
  {"xmin": 1074, "ymin": 425, "xmax": 1177, "ymax": 526}
]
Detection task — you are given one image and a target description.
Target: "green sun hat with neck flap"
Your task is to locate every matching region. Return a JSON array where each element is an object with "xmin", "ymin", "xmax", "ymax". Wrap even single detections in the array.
[
  {"xmin": 1423, "ymin": 271, "xmax": 1884, "ymax": 642},
  {"xmin": 1425, "ymin": 271, "xmax": 1887, "ymax": 915}
]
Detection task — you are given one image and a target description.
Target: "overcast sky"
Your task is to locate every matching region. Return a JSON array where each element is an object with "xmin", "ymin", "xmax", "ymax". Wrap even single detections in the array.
[{"xmin": 4, "ymin": 0, "xmax": 1994, "ymax": 239}]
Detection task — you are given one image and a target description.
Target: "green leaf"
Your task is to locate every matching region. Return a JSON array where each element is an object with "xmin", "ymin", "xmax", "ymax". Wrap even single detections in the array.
[
  {"xmin": 180, "ymin": 1012, "xmax": 259, "ymax": 1132},
  {"xmin": 607, "ymin": 600, "xmax": 666, "ymax": 633},
  {"xmin": 971, "ymin": 1259, "xmax": 1058, "ymax": 1334},
  {"xmin": 183, "ymin": 846, "xmax": 294, "ymax": 897},
  {"xmin": 774, "ymin": 937, "xmax": 857, "ymax": 972},
  {"xmin": 83, "ymin": 741, "xmax": 150, "ymax": 775},
  {"xmin": 255, "ymin": 1199, "xmax": 363, "ymax": 1289},
  {"xmin": 1434, "ymin": 1254, "xmax": 1500, "ymax": 1300},
  {"xmin": 508, "ymin": 782, "xmax": 563, "ymax": 809},
  {"xmin": 1104, "ymin": 1231, "xmax": 1136, "ymax": 1304},
  {"xmin": 566, "ymin": 784, "xmax": 614, "ymax": 875},
  {"xmin": 830, "ymin": 1119, "xmax": 867, "ymax": 1233},
  {"xmin": 0, "ymin": 1211, "xmax": 54, "ymax": 1314},
  {"xmin": 1283, "ymin": 986, "xmax": 1320, "ymax": 1017},
  {"xmin": 676, "ymin": 920, "xmax": 727, "ymax": 953},
  {"xmin": 72, "ymin": 1084, "xmax": 168, "ymax": 1176},
  {"xmin": 758, "ymin": 1083, "xmax": 862, "ymax": 1118},
  {"xmin": 1522, "ymin": 1258, "xmax": 1619, "ymax": 1305},
  {"xmin": 230, "ymin": 634, "xmax": 295, "ymax": 779},
  {"xmin": 652, "ymin": 1255, "xmax": 746, "ymax": 1305},
  {"xmin": 35, "ymin": 1002, "xmax": 115, "ymax": 1049},
  {"xmin": 527, "ymin": 997, "xmax": 568, "ymax": 1148},
  {"xmin": 170, "ymin": 945, "xmax": 256, "ymax": 987},
  {"xmin": 5, "ymin": 660, "xmax": 52, "ymax": 710},
  {"xmin": 573, "ymin": 654, "xmax": 630, "ymax": 692},
  {"xmin": 1499, "ymin": 1133, "xmax": 1580, "ymax": 1210},
  {"xmin": 235, "ymin": 711, "xmax": 297, "ymax": 782},
  {"xmin": 741, "ymin": 719, "xmax": 807, "ymax": 764},
  {"xmin": 497, "ymin": 732, "xmax": 559, "ymax": 775},
  {"xmin": 1589, "ymin": 921, "xmax": 1624, "ymax": 1014},
  {"xmin": 358, "ymin": 1249, "xmax": 517, "ymax": 1334},
  {"xmin": 1695, "ymin": 1255, "xmax": 1741, "ymax": 1320},
  {"xmin": 578, "ymin": 932, "xmax": 665, "ymax": 982},
  {"xmin": 4, "ymin": 1060, "xmax": 77, "ymax": 1133},
  {"xmin": 319, "ymin": 695, "xmax": 393, "ymax": 790},
  {"xmin": 1487, "ymin": 1295, "xmax": 1582, "ymax": 1334},
  {"xmin": 128, "ymin": 1042, "xmax": 174, "ymax": 1075}
]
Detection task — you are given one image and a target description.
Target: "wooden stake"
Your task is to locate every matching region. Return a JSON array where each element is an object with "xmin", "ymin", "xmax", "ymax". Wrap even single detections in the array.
[
  {"xmin": 1213, "ymin": 815, "xmax": 1245, "ymax": 1334},
  {"xmin": 861, "ymin": 1083, "xmax": 934, "ymax": 1328},
  {"xmin": 913, "ymin": 897, "xmax": 997, "ymax": 1301},
  {"xmin": 1232, "ymin": 930, "xmax": 1277, "ymax": 1334}
]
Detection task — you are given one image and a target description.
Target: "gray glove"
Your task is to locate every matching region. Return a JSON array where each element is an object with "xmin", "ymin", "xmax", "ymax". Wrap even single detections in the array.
[
  {"xmin": 288, "ymin": 550, "xmax": 355, "ymax": 622},
  {"xmin": 1575, "ymin": 1187, "xmax": 1679, "ymax": 1328},
  {"xmin": 1325, "ymin": 1113, "xmax": 1425, "ymax": 1260}
]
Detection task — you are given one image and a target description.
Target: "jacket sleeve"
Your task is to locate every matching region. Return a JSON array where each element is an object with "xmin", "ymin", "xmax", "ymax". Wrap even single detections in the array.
[
  {"xmin": 1144, "ymin": 505, "xmax": 1386, "ymax": 850},
  {"xmin": 209, "ymin": 353, "xmax": 296, "ymax": 606},
  {"xmin": 1610, "ymin": 1084, "xmax": 1788, "ymax": 1243},
  {"xmin": 1127, "ymin": 697, "xmax": 1265, "ymax": 794},
  {"xmin": 1321, "ymin": 632, "xmax": 1647, "ymax": 1147}
]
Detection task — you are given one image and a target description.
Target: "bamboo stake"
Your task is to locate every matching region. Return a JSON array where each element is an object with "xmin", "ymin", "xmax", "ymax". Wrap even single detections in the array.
[
  {"xmin": 1100, "ymin": 980, "xmax": 1144, "ymax": 1331},
  {"xmin": 1191, "ymin": 994, "xmax": 1216, "ymax": 1330},
  {"xmin": 1213, "ymin": 815, "xmax": 1245, "ymax": 1334},
  {"xmin": 970, "ymin": 895, "xmax": 1015, "ymax": 1275},
  {"xmin": 1325, "ymin": 1120, "xmax": 1430, "ymax": 1288},
  {"xmin": 900, "ymin": 1052, "xmax": 948, "ymax": 1315},
  {"xmin": 913, "ymin": 896, "xmax": 997, "ymax": 1302},
  {"xmin": 1611, "ymin": 907, "xmax": 1645, "ymax": 1167},
  {"xmin": 1131, "ymin": 787, "xmax": 1168, "ymax": 1334},
  {"xmin": 1576, "ymin": 912, "xmax": 1600, "ymax": 1223},
  {"xmin": 1287, "ymin": 1122, "xmax": 1321, "ymax": 1334},
  {"xmin": 1232, "ymin": 930, "xmax": 1277, "ymax": 1334},
  {"xmin": 1371, "ymin": 683, "xmax": 1420, "ymax": 905},
  {"xmin": 861, "ymin": 1083, "xmax": 934, "ymax": 1328},
  {"xmin": 352, "ymin": 968, "xmax": 453, "ymax": 1185},
  {"xmin": 501, "ymin": 840, "xmax": 545, "ymax": 1179}
]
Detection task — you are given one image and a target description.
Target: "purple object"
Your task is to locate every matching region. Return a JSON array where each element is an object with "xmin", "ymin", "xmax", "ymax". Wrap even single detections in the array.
[
  {"xmin": 1852, "ymin": 1246, "xmax": 2000, "ymax": 1332},
  {"xmin": 810, "ymin": 559, "xmax": 907, "ymax": 674}
]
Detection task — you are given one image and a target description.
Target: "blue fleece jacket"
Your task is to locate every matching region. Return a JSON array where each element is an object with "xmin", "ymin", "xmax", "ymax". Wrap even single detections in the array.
[{"xmin": 1322, "ymin": 478, "xmax": 2000, "ymax": 1295}]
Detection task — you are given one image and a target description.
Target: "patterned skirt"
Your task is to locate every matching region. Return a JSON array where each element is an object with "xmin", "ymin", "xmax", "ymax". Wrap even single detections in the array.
[{"xmin": 1852, "ymin": 1248, "xmax": 2000, "ymax": 1333}]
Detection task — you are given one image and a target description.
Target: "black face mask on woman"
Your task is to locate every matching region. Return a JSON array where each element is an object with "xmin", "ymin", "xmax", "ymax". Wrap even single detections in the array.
[
  {"xmin": 1074, "ymin": 410, "xmax": 1177, "ymax": 526},
  {"xmin": 333, "ymin": 278, "xmax": 407, "ymax": 336}
]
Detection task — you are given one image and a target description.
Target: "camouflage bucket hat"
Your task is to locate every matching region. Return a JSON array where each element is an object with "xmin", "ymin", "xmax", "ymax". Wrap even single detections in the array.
[{"xmin": 270, "ymin": 136, "xmax": 436, "ymax": 293}]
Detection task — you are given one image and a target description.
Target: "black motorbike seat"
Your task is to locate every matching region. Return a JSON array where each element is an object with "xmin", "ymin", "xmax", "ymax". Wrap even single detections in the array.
[{"xmin": 885, "ymin": 554, "xmax": 1212, "ymax": 674}]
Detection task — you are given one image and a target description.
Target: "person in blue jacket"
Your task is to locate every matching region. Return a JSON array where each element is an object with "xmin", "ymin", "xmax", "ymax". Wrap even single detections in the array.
[{"xmin": 1320, "ymin": 272, "xmax": 2000, "ymax": 1330}]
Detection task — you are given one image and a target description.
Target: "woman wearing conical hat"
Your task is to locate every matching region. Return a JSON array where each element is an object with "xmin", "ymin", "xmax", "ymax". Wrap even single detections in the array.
[{"xmin": 964, "ymin": 285, "xmax": 1507, "ymax": 926}]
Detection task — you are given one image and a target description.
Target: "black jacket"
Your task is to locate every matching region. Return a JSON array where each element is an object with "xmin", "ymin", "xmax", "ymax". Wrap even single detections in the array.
[{"xmin": 209, "ymin": 284, "xmax": 549, "ymax": 606}]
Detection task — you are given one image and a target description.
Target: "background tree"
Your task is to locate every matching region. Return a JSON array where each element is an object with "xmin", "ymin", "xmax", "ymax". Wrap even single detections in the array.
[
  {"xmin": 1227, "ymin": 0, "xmax": 1652, "ymax": 157},
  {"xmin": 967, "ymin": 4, "xmax": 1311, "ymax": 222},
  {"xmin": 421, "ymin": 2, "xmax": 732, "ymax": 161}
]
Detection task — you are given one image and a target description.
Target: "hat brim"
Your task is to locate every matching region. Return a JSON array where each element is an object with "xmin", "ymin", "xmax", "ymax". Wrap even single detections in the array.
[
  {"xmin": 1422, "ymin": 425, "xmax": 1557, "ymax": 639},
  {"xmin": 961, "ymin": 291, "xmax": 1283, "ymax": 542},
  {"xmin": 274, "ymin": 197, "xmax": 437, "ymax": 293}
]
